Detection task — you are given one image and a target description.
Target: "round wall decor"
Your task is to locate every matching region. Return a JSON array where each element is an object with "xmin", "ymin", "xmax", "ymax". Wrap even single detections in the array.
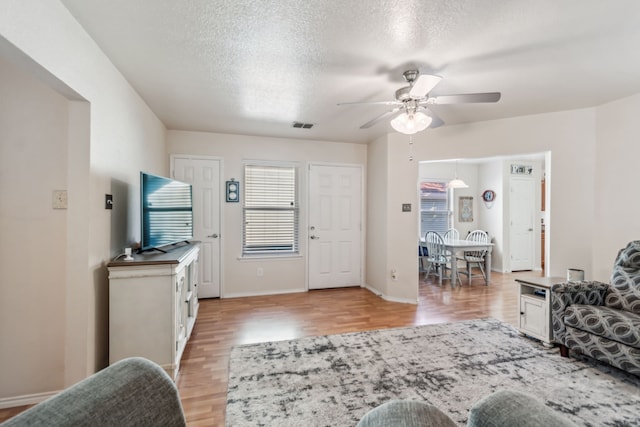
[{"xmin": 482, "ymin": 189, "xmax": 496, "ymax": 202}]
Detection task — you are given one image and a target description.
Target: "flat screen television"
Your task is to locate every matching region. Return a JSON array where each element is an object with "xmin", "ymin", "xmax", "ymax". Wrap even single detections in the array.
[{"xmin": 140, "ymin": 171, "xmax": 193, "ymax": 252}]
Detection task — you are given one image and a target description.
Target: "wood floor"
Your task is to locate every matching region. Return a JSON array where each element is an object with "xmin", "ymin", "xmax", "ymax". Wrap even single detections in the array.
[{"xmin": 0, "ymin": 270, "xmax": 539, "ymax": 425}]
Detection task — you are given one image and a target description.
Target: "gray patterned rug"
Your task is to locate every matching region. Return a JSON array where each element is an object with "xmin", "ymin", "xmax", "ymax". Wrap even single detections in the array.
[{"xmin": 226, "ymin": 318, "xmax": 640, "ymax": 426}]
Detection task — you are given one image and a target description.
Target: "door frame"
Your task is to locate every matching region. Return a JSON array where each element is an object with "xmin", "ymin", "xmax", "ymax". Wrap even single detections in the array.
[
  {"xmin": 170, "ymin": 154, "xmax": 225, "ymax": 297},
  {"xmin": 306, "ymin": 161, "xmax": 365, "ymax": 290}
]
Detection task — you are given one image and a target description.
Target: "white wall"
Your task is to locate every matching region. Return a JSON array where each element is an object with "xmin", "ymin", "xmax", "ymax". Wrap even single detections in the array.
[
  {"xmin": 0, "ymin": 0, "xmax": 167, "ymax": 402},
  {"xmin": 166, "ymin": 130, "xmax": 367, "ymax": 297},
  {"xmin": 593, "ymin": 93, "xmax": 640, "ymax": 279},
  {"xmin": 365, "ymin": 135, "xmax": 419, "ymax": 303},
  {"xmin": 410, "ymin": 109, "xmax": 597, "ymax": 280},
  {"xmin": 363, "ymin": 107, "xmax": 607, "ymax": 303},
  {"xmin": 365, "ymin": 135, "xmax": 390, "ymax": 297},
  {"xmin": 478, "ymin": 160, "xmax": 503, "ymax": 269},
  {"xmin": 0, "ymin": 57, "xmax": 68, "ymax": 398},
  {"xmin": 386, "ymin": 136, "xmax": 420, "ymax": 302}
]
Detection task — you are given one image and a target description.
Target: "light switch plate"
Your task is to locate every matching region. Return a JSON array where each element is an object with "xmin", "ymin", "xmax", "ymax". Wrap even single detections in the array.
[
  {"xmin": 402, "ymin": 203, "xmax": 411, "ymax": 212},
  {"xmin": 52, "ymin": 190, "xmax": 67, "ymax": 209}
]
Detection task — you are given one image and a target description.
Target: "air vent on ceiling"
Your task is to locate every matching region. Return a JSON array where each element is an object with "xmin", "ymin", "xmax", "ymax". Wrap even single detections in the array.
[{"xmin": 292, "ymin": 121, "xmax": 314, "ymax": 129}]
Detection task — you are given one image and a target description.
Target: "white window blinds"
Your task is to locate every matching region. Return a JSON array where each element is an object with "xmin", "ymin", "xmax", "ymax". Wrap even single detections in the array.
[
  {"xmin": 420, "ymin": 181, "xmax": 450, "ymax": 236},
  {"xmin": 243, "ymin": 164, "xmax": 299, "ymax": 255}
]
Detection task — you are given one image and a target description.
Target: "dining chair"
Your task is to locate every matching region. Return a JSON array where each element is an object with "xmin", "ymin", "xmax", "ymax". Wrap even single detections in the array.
[
  {"xmin": 442, "ymin": 228, "xmax": 459, "ymax": 241},
  {"xmin": 458, "ymin": 230, "xmax": 489, "ymax": 285},
  {"xmin": 418, "ymin": 237, "xmax": 429, "ymax": 278},
  {"xmin": 423, "ymin": 231, "xmax": 451, "ymax": 286},
  {"xmin": 442, "ymin": 228, "xmax": 462, "ymax": 285}
]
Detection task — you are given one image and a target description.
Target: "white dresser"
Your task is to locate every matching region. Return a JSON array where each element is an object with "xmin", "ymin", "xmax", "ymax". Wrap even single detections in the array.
[{"xmin": 108, "ymin": 243, "xmax": 200, "ymax": 380}]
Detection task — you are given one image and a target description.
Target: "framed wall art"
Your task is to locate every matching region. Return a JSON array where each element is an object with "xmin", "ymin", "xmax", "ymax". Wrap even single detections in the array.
[{"xmin": 459, "ymin": 196, "xmax": 473, "ymax": 222}]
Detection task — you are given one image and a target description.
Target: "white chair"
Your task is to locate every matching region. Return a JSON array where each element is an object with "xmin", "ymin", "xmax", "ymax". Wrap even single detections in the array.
[
  {"xmin": 442, "ymin": 228, "xmax": 459, "ymax": 241},
  {"xmin": 458, "ymin": 230, "xmax": 489, "ymax": 285},
  {"xmin": 442, "ymin": 228, "xmax": 462, "ymax": 285},
  {"xmin": 423, "ymin": 231, "xmax": 451, "ymax": 286},
  {"xmin": 418, "ymin": 237, "xmax": 429, "ymax": 278}
]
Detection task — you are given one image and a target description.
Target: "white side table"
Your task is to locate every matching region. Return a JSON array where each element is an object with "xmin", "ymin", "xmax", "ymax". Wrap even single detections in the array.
[{"xmin": 515, "ymin": 276, "xmax": 565, "ymax": 347}]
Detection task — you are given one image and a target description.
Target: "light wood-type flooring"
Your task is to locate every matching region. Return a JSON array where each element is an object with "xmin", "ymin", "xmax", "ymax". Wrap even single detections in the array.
[{"xmin": 0, "ymin": 270, "xmax": 541, "ymax": 425}]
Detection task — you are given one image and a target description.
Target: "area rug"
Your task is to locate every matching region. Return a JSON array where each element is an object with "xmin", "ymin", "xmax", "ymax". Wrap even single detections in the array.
[{"xmin": 226, "ymin": 318, "xmax": 640, "ymax": 426}]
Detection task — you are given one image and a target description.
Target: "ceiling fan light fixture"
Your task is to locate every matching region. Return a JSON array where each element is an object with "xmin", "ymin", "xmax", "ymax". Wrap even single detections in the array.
[{"xmin": 390, "ymin": 111, "xmax": 432, "ymax": 135}]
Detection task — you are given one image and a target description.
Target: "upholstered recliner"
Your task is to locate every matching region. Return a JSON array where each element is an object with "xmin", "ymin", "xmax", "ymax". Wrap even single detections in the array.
[
  {"xmin": 550, "ymin": 240, "xmax": 640, "ymax": 375},
  {"xmin": 2, "ymin": 357, "xmax": 186, "ymax": 426}
]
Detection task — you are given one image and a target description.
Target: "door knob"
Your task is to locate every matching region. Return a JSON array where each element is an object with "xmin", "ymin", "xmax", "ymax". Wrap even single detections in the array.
[
  {"xmin": 207, "ymin": 233, "xmax": 219, "ymax": 238},
  {"xmin": 310, "ymin": 235, "xmax": 319, "ymax": 240}
]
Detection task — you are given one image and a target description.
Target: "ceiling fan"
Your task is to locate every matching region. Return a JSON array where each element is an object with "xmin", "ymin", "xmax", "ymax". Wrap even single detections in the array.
[{"xmin": 338, "ymin": 69, "xmax": 501, "ymax": 134}]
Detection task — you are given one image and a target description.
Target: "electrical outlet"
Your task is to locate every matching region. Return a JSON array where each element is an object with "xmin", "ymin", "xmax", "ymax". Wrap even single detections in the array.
[
  {"xmin": 257, "ymin": 267, "xmax": 264, "ymax": 277},
  {"xmin": 52, "ymin": 190, "xmax": 67, "ymax": 209}
]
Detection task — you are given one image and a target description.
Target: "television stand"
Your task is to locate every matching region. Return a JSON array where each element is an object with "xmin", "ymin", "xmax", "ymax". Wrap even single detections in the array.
[{"xmin": 108, "ymin": 242, "xmax": 200, "ymax": 379}]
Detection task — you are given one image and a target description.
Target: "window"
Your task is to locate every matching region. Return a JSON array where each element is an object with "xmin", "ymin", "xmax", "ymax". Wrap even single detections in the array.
[
  {"xmin": 420, "ymin": 180, "xmax": 450, "ymax": 236},
  {"xmin": 242, "ymin": 163, "xmax": 299, "ymax": 256}
]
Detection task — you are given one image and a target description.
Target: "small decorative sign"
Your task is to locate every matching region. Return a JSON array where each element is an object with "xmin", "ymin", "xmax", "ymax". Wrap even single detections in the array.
[
  {"xmin": 511, "ymin": 164, "xmax": 533, "ymax": 175},
  {"xmin": 226, "ymin": 179, "xmax": 240, "ymax": 202}
]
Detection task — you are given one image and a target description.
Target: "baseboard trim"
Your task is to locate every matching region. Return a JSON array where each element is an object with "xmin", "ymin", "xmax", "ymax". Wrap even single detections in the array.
[
  {"xmin": 222, "ymin": 285, "xmax": 417, "ymax": 304},
  {"xmin": 222, "ymin": 288, "xmax": 306, "ymax": 299},
  {"xmin": 0, "ymin": 390, "xmax": 60, "ymax": 409},
  {"xmin": 363, "ymin": 284, "xmax": 417, "ymax": 305}
]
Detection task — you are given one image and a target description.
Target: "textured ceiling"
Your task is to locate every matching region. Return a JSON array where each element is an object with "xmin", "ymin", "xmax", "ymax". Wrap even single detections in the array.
[{"xmin": 60, "ymin": 0, "xmax": 640, "ymax": 144}]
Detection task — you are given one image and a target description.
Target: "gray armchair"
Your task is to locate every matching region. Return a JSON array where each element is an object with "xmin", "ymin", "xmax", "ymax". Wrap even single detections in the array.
[
  {"xmin": 550, "ymin": 240, "xmax": 640, "ymax": 375},
  {"xmin": 2, "ymin": 357, "xmax": 186, "ymax": 426}
]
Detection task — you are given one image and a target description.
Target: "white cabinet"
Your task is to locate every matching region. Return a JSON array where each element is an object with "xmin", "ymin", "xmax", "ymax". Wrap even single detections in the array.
[
  {"xmin": 108, "ymin": 243, "xmax": 199, "ymax": 380},
  {"xmin": 515, "ymin": 276, "xmax": 564, "ymax": 348},
  {"xmin": 520, "ymin": 295, "xmax": 546, "ymax": 338}
]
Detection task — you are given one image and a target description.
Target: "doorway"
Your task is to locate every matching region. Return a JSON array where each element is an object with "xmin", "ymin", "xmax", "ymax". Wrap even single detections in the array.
[
  {"xmin": 308, "ymin": 163, "xmax": 363, "ymax": 289},
  {"xmin": 509, "ymin": 177, "xmax": 535, "ymax": 271},
  {"xmin": 172, "ymin": 156, "xmax": 222, "ymax": 298},
  {"xmin": 419, "ymin": 153, "xmax": 547, "ymax": 275}
]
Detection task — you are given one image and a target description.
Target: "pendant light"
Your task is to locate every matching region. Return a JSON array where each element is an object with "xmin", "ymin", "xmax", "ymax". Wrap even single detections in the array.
[{"xmin": 448, "ymin": 160, "xmax": 468, "ymax": 189}]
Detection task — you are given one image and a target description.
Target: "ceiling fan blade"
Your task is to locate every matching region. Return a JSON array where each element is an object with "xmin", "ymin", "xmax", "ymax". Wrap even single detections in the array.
[
  {"xmin": 430, "ymin": 92, "xmax": 501, "ymax": 104},
  {"xmin": 338, "ymin": 100, "xmax": 402, "ymax": 106},
  {"xmin": 409, "ymin": 74, "xmax": 442, "ymax": 97},
  {"xmin": 421, "ymin": 108, "xmax": 445, "ymax": 128},
  {"xmin": 360, "ymin": 108, "xmax": 401, "ymax": 129}
]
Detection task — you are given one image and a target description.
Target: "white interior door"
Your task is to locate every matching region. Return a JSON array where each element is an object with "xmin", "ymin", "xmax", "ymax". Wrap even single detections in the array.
[
  {"xmin": 172, "ymin": 156, "xmax": 221, "ymax": 298},
  {"xmin": 308, "ymin": 164, "xmax": 362, "ymax": 289},
  {"xmin": 510, "ymin": 177, "xmax": 535, "ymax": 271}
]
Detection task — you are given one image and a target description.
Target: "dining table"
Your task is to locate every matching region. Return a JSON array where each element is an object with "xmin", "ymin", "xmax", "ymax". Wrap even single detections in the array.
[{"xmin": 443, "ymin": 238, "xmax": 493, "ymax": 287}]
